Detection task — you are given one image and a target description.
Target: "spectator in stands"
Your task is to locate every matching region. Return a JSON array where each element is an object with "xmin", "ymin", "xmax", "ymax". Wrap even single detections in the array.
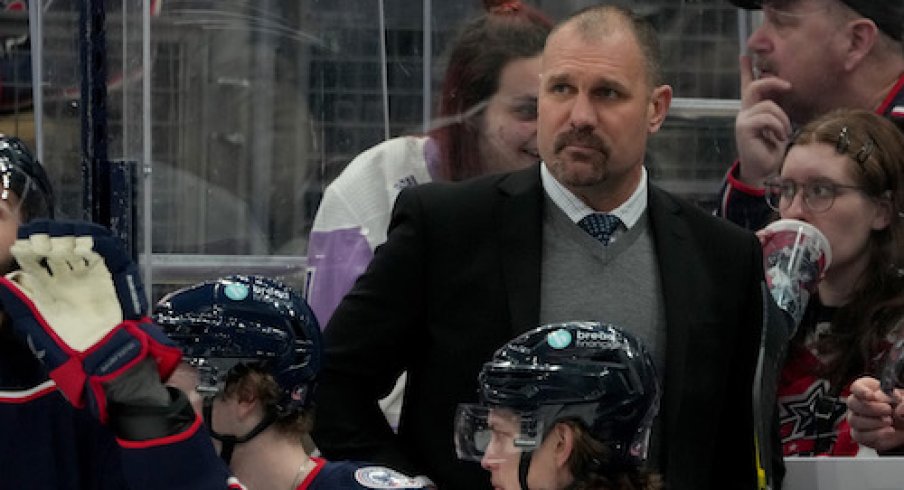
[
  {"xmin": 761, "ymin": 109, "xmax": 904, "ymax": 455},
  {"xmin": 846, "ymin": 375, "xmax": 904, "ymax": 454},
  {"xmin": 305, "ymin": 0, "xmax": 552, "ymax": 434},
  {"xmin": 718, "ymin": 0, "xmax": 904, "ymax": 231},
  {"xmin": 305, "ymin": 0, "xmax": 552, "ymax": 326}
]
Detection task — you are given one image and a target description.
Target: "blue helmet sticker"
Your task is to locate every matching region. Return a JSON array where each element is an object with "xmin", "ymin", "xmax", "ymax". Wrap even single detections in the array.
[
  {"xmin": 546, "ymin": 328, "xmax": 572, "ymax": 349},
  {"xmin": 224, "ymin": 282, "xmax": 250, "ymax": 301}
]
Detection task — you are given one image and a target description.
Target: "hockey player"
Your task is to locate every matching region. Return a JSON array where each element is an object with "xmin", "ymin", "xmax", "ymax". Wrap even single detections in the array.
[
  {"xmin": 0, "ymin": 216, "xmax": 430, "ymax": 489},
  {"xmin": 454, "ymin": 322, "xmax": 663, "ymax": 490},
  {"xmin": 155, "ymin": 274, "xmax": 433, "ymax": 489},
  {"xmin": 0, "ymin": 218, "xmax": 210, "ymax": 489},
  {"xmin": 0, "ymin": 139, "xmax": 138, "ymax": 489}
]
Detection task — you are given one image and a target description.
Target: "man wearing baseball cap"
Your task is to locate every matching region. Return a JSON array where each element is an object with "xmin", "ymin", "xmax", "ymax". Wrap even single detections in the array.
[{"xmin": 717, "ymin": 0, "xmax": 904, "ymax": 230}]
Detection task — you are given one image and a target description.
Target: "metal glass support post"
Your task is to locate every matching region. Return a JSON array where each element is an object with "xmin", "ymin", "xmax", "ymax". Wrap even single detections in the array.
[
  {"xmin": 79, "ymin": 0, "xmax": 137, "ymax": 261},
  {"xmin": 28, "ymin": 0, "xmax": 44, "ymax": 162},
  {"xmin": 422, "ymin": 0, "xmax": 431, "ymax": 134},
  {"xmin": 80, "ymin": 0, "xmax": 110, "ymax": 225}
]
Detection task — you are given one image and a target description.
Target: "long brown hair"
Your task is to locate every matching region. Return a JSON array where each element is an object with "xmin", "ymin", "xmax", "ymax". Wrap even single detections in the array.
[
  {"xmin": 785, "ymin": 109, "xmax": 904, "ymax": 388},
  {"xmin": 429, "ymin": 1, "xmax": 551, "ymax": 181},
  {"xmin": 563, "ymin": 420, "xmax": 663, "ymax": 490}
]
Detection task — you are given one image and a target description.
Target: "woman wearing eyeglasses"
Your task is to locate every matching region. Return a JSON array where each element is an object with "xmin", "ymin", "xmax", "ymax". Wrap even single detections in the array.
[{"xmin": 759, "ymin": 108, "xmax": 904, "ymax": 457}]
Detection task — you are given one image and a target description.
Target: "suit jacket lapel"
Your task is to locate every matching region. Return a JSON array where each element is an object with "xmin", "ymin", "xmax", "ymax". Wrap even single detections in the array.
[
  {"xmin": 494, "ymin": 165, "xmax": 544, "ymax": 337},
  {"xmin": 647, "ymin": 185, "xmax": 695, "ymax": 439}
]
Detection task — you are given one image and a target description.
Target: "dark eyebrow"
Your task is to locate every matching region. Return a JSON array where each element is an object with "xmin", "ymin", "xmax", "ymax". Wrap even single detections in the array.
[
  {"xmin": 543, "ymin": 72, "xmax": 632, "ymax": 95},
  {"xmin": 601, "ymin": 78, "xmax": 630, "ymax": 94},
  {"xmin": 544, "ymin": 73, "xmax": 571, "ymax": 86}
]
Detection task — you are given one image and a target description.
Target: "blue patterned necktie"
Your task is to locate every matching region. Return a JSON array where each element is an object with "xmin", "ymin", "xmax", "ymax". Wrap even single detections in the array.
[{"xmin": 577, "ymin": 213, "xmax": 622, "ymax": 246}]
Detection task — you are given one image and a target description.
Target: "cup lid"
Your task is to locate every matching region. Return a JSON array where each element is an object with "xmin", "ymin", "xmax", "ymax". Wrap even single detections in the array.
[{"xmin": 763, "ymin": 218, "xmax": 832, "ymax": 271}]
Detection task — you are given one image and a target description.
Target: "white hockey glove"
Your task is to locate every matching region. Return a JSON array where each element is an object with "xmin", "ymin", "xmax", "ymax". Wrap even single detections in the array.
[{"xmin": 0, "ymin": 220, "xmax": 181, "ymax": 422}]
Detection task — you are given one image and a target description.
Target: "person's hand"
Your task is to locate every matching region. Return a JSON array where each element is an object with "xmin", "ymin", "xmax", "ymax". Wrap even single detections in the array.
[
  {"xmin": 0, "ymin": 220, "xmax": 181, "ymax": 422},
  {"xmin": 846, "ymin": 376, "xmax": 904, "ymax": 452},
  {"xmin": 755, "ymin": 227, "xmax": 775, "ymax": 248},
  {"xmin": 734, "ymin": 55, "xmax": 793, "ymax": 187}
]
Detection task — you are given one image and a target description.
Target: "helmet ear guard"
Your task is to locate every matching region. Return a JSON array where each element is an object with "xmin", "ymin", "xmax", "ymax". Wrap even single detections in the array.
[
  {"xmin": 154, "ymin": 274, "xmax": 322, "ymax": 414},
  {"xmin": 455, "ymin": 321, "xmax": 661, "ymax": 468}
]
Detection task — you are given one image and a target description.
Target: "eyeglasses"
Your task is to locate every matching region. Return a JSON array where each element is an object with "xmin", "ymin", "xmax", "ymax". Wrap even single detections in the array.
[{"xmin": 764, "ymin": 179, "xmax": 864, "ymax": 213}]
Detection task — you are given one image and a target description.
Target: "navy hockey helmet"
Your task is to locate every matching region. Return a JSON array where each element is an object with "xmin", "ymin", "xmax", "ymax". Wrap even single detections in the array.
[
  {"xmin": 0, "ymin": 135, "xmax": 54, "ymax": 220},
  {"xmin": 455, "ymin": 321, "xmax": 661, "ymax": 467},
  {"xmin": 154, "ymin": 274, "xmax": 322, "ymax": 413}
]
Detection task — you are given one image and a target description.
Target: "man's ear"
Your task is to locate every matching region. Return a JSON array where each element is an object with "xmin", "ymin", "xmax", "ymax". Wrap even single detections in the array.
[
  {"xmin": 843, "ymin": 19, "xmax": 878, "ymax": 71},
  {"xmin": 647, "ymin": 84, "xmax": 672, "ymax": 134}
]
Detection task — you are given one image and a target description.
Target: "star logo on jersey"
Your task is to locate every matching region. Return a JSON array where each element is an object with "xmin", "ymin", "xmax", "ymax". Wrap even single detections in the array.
[{"xmin": 778, "ymin": 380, "xmax": 845, "ymax": 454}]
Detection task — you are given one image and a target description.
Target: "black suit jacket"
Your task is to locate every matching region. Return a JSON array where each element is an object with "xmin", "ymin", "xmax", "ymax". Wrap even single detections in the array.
[{"xmin": 313, "ymin": 164, "xmax": 772, "ymax": 490}]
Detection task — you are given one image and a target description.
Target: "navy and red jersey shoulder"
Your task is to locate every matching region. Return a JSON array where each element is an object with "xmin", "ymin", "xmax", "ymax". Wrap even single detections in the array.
[
  {"xmin": 299, "ymin": 458, "xmax": 430, "ymax": 490},
  {"xmin": 1, "ymin": 336, "xmax": 127, "ymax": 489},
  {"xmin": 117, "ymin": 415, "xmax": 235, "ymax": 490},
  {"xmin": 878, "ymin": 73, "xmax": 904, "ymax": 130}
]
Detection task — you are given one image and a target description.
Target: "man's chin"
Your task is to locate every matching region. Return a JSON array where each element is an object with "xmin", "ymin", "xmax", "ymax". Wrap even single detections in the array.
[{"xmin": 550, "ymin": 160, "xmax": 606, "ymax": 186}]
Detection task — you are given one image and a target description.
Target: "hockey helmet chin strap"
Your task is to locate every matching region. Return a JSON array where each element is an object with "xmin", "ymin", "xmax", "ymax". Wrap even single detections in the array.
[
  {"xmin": 518, "ymin": 451, "xmax": 532, "ymax": 490},
  {"xmin": 203, "ymin": 396, "xmax": 277, "ymax": 465}
]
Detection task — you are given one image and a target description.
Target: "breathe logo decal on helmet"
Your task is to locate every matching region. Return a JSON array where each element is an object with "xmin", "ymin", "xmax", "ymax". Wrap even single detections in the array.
[
  {"xmin": 223, "ymin": 282, "xmax": 250, "ymax": 301},
  {"xmin": 546, "ymin": 328, "xmax": 572, "ymax": 349},
  {"xmin": 455, "ymin": 321, "xmax": 661, "ymax": 471},
  {"xmin": 154, "ymin": 274, "xmax": 322, "ymax": 413}
]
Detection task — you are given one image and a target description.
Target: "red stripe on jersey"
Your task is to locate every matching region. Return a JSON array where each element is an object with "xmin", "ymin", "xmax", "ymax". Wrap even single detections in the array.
[
  {"xmin": 297, "ymin": 457, "xmax": 327, "ymax": 489},
  {"xmin": 0, "ymin": 380, "xmax": 56, "ymax": 403},
  {"xmin": 876, "ymin": 73, "xmax": 904, "ymax": 115}
]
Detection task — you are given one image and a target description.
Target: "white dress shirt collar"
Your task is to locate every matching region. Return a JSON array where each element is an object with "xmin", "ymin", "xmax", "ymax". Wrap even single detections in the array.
[{"xmin": 540, "ymin": 162, "xmax": 648, "ymax": 229}]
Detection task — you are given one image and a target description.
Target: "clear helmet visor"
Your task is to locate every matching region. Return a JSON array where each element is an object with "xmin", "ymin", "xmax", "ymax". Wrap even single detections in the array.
[
  {"xmin": 184, "ymin": 356, "xmax": 255, "ymax": 398},
  {"xmin": 454, "ymin": 404, "xmax": 545, "ymax": 463}
]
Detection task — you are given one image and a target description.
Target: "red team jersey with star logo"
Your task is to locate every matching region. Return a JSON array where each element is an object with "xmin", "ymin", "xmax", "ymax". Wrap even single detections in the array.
[{"xmin": 777, "ymin": 303, "xmax": 899, "ymax": 456}]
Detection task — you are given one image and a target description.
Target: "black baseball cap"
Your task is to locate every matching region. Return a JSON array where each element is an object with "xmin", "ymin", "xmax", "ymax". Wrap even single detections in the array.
[{"xmin": 728, "ymin": 0, "xmax": 904, "ymax": 41}]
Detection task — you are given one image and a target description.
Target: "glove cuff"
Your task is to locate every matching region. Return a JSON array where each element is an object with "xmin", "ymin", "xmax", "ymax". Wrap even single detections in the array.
[
  {"xmin": 109, "ymin": 386, "xmax": 198, "ymax": 442},
  {"xmin": 55, "ymin": 318, "xmax": 181, "ymax": 422}
]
